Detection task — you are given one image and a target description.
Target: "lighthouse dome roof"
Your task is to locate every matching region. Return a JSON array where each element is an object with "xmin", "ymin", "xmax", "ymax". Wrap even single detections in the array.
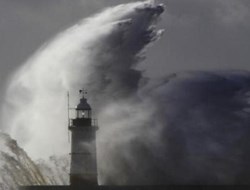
[{"xmin": 76, "ymin": 97, "xmax": 91, "ymax": 110}]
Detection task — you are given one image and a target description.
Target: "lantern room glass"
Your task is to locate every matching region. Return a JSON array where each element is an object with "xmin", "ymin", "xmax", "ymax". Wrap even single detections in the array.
[{"xmin": 76, "ymin": 110, "xmax": 91, "ymax": 119}]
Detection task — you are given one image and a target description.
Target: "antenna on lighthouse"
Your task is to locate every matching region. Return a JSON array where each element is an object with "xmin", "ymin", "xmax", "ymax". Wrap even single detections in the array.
[{"xmin": 67, "ymin": 91, "xmax": 70, "ymax": 143}]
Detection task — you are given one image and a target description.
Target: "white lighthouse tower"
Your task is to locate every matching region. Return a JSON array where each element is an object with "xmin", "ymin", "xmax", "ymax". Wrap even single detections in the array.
[{"xmin": 68, "ymin": 91, "xmax": 98, "ymax": 186}]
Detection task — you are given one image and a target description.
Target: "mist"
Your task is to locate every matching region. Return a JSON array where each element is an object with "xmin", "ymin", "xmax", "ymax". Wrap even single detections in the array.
[{"xmin": 99, "ymin": 70, "xmax": 250, "ymax": 184}]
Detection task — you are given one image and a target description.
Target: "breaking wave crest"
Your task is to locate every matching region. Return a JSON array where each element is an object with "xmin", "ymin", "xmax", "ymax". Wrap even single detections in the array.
[{"xmin": 1, "ymin": 1, "xmax": 164, "ymax": 160}]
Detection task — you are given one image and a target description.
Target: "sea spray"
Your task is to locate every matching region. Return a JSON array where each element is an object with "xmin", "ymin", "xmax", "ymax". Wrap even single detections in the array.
[
  {"xmin": 2, "ymin": 0, "xmax": 250, "ymax": 185},
  {"xmin": 1, "ymin": 1, "xmax": 164, "ymax": 160}
]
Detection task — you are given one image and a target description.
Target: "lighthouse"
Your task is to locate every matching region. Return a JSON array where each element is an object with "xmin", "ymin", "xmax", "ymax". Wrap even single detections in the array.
[{"xmin": 68, "ymin": 91, "xmax": 98, "ymax": 186}]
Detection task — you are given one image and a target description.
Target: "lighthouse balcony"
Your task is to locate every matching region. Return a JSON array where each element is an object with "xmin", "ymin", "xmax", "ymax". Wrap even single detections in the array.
[
  {"xmin": 72, "ymin": 118, "xmax": 92, "ymax": 126},
  {"xmin": 69, "ymin": 119, "xmax": 98, "ymax": 130}
]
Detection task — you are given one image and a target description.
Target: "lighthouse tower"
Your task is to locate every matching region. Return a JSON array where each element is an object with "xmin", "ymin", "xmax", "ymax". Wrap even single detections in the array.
[{"xmin": 68, "ymin": 91, "xmax": 98, "ymax": 186}]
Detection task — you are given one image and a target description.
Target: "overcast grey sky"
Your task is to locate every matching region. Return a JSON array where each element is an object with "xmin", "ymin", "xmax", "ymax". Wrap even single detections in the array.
[{"xmin": 0, "ymin": 0, "xmax": 250, "ymax": 99}]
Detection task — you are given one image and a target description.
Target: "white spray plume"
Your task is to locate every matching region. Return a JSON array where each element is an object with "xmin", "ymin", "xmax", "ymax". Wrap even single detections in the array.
[{"xmin": 1, "ymin": 1, "xmax": 164, "ymax": 159}]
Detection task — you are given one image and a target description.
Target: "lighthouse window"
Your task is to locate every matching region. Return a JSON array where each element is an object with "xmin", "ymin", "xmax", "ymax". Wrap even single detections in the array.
[
  {"xmin": 76, "ymin": 110, "xmax": 84, "ymax": 118},
  {"xmin": 76, "ymin": 110, "xmax": 91, "ymax": 118}
]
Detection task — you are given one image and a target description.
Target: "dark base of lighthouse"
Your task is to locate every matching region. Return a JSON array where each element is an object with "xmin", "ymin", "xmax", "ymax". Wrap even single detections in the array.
[{"xmin": 70, "ymin": 174, "xmax": 98, "ymax": 186}]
